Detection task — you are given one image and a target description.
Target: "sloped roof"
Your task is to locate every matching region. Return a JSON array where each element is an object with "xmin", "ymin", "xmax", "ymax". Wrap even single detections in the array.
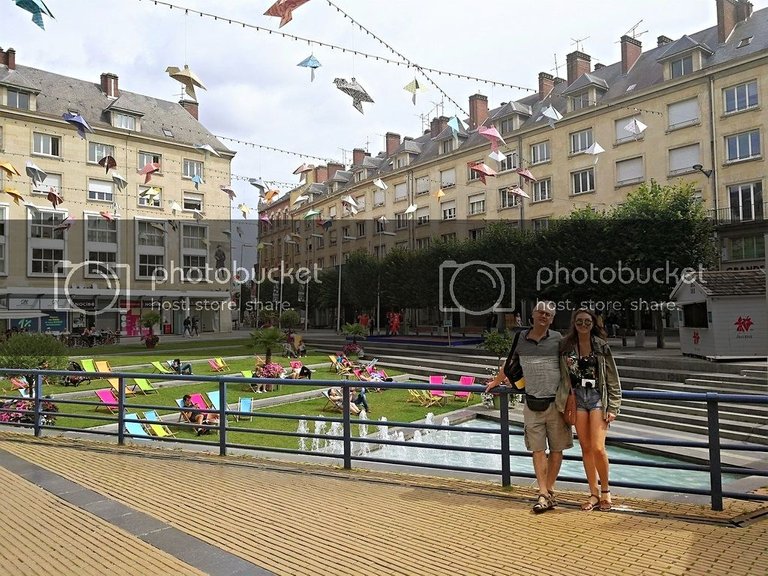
[
  {"xmin": 657, "ymin": 35, "xmax": 714, "ymax": 61},
  {"xmin": 563, "ymin": 72, "xmax": 610, "ymax": 94},
  {"xmin": 671, "ymin": 269, "xmax": 767, "ymax": 299},
  {"xmin": 0, "ymin": 67, "xmax": 40, "ymax": 92}
]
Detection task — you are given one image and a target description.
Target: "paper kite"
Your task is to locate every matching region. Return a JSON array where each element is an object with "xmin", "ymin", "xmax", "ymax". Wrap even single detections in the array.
[
  {"xmin": 259, "ymin": 212, "xmax": 271, "ymax": 223},
  {"xmin": 488, "ymin": 150, "xmax": 506, "ymax": 163},
  {"xmin": 434, "ymin": 188, "xmax": 445, "ymax": 199},
  {"xmin": 192, "ymin": 210, "xmax": 204, "ymax": 223},
  {"xmin": 265, "ymin": 189, "xmax": 279, "ymax": 203},
  {"xmin": 585, "ymin": 142, "xmax": 605, "ymax": 164},
  {"xmin": 293, "ymin": 162, "xmax": 312, "ymax": 182},
  {"xmin": 293, "ymin": 194, "xmax": 310, "ymax": 206},
  {"xmin": 112, "ymin": 172, "xmax": 128, "ymax": 191},
  {"xmin": 13, "ymin": 0, "xmax": 54, "ymax": 30},
  {"xmin": 333, "ymin": 78, "xmax": 374, "ymax": 114},
  {"xmin": 220, "ymin": 185, "xmax": 236, "ymax": 200},
  {"xmin": 169, "ymin": 201, "xmax": 182, "ymax": 216},
  {"xmin": 167, "ymin": 219, "xmax": 178, "ymax": 232},
  {"xmin": 62, "ymin": 112, "xmax": 93, "ymax": 139},
  {"xmin": 373, "ymin": 178, "xmax": 387, "ymax": 190},
  {"xmin": 447, "ymin": 116, "xmax": 465, "ymax": 134},
  {"xmin": 297, "ymin": 54, "xmax": 321, "ymax": 82},
  {"xmin": 478, "ymin": 125, "xmax": 506, "ymax": 151},
  {"xmin": 139, "ymin": 187, "xmax": 161, "ymax": 201},
  {"xmin": 264, "ymin": 0, "xmax": 310, "ymax": 27},
  {"xmin": 98, "ymin": 155, "xmax": 117, "ymax": 174},
  {"xmin": 235, "ymin": 226, "xmax": 244, "ymax": 238},
  {"xmin": 341, "ymin": 195, "xmax": 358, "ymax": 215},
  {"xmin": 468, "ymin": 162, "xmax": 497, "ymax": 185},
  {"xmin": 624, "ymin": 118, "xmax": 648, "ymax": 137},
  {"xmin": 139, "ymin": 162, "xmax": 160, "ymax": 184},
  {"xmin": 25, "ymin": 161, "xmax": 47, "ymax": 187},
  {"xmin": 53, "ymin": 215, "xmax": 74, "ymax": 231},
  {"xmin": 403, "ymin": 77, "xmax": 426, "ymax": 105},
  {"xmin": 249, "ymin": 177, "xmax": 266, "ymax": 193},
  {"xmin": 0, "ymin": 161, "xmax": 22, "ymax": 179},
  {"xmin": 193, "ymin": 143, "xmax": 220, "ymax": 157},
  {"xmin": 47, "ymin": 189, "xmax": 63, "ymax": 208},
  {"xmin": 192, "ymin": 174, "xmax": 203, "ymax": 190},
  {"xmin": 320, "ymin": 219, "xmax": 333, "ymax": 230},
  {"xmin": 99, "ymin": 210, "xmax": 116, "ymax": 221},
  {"xmin": 515, "ymin": 168, "xmax": 537, "ymax": 183},
  {"xmin": 508, "ymin": 185, "xmax": 531, "ymax": 199},
  {"xmin": 303, "ymin": 209, "xmax": 321, "ymax": 219},
  {"xmin": 4, "ymin": 188, "xmax": 24, "ymax": 205},
  {"xmin": 238, "ymin": 203, "xmax": 250, "ymax": 219},
  {"xmin": 541, "ymin": 105, "xmax": 563, "ymax": 129},
  {"xmin": 166, "ymin": 65, "xmax": 206, "ymax": 100},
  {"xmin": 404, "ymin": 204, "xmax": 418, "ymax": 217},
  {"xmin": 23, "ymin": 201, "xmax": 39, "ymax": 215}
]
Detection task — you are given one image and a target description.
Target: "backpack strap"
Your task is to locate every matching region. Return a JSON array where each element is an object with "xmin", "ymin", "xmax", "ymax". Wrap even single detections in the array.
[{"xmin": 502, "ymin": 331, "xmax": 522, "ymax": 382}]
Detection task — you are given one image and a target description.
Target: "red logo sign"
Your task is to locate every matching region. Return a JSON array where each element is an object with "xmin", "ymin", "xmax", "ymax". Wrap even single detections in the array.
[
  {"xmin": 692, "ymin": 330, "xmax": 700, "ymax": 344},
  {"xmin": 735, "ymin": 316, "xmax": 754, "ymax": 333}
]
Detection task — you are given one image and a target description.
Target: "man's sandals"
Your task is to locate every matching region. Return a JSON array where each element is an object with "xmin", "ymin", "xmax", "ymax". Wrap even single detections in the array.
[{"xmin": 532, "ymin": 492, "xmax": 556, "ymax": 514}]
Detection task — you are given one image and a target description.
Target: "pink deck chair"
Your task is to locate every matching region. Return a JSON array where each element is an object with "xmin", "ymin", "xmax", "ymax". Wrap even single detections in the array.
[
  {"xmin": 454, "ymin": 375, "xmax": 476, "ymax": 403},
  {"xmin": 290, "ymin": 361, "xmax": 303, "ymax": 370},
  {"xmin": 428, "ymin": 375, "xmax": 448, "ymax": 404},
  {"xmin": 208, "ymin": 358, "xmax": 225, "ymax": 372},
  {"xmin": 94, "ymin": 389, "xmax": 118, "ymax": 413},
  {"xmin": 189, "ymin": 393, "xmax": 210, "ymax": 410}
]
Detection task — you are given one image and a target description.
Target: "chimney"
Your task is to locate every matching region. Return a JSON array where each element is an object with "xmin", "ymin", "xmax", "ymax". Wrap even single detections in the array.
[
  {"xmin": 100, "ymin": 72, "xmax": 119, "ymax": 98},
  {"xmin": 314, "ymin": 165, "xmax": 328, "ymax": 184},
  {"xmin": 594, "ymin": 63, "xmax": 606, "ymax": 70},
  {"xmin": 566, "ymin": 51, "xmax": 591, "ymax": 85},
  {"xmin": 553, "ymin": 77, "xmax": 567, "ymax": 85},
  {"xmin": 430, "ymin": 115, "xmax": 450, "ymax": 137},
  {"xmin": 0, "ymin": 47, "xmax": 16, "ymax": 70},
  {"xmin": 352, "ymin": 147, "xmax": 366, "ymax": 166},
  {"xmin": 657, "ymin": 35, "xmax": 673, "ymax": 47},
  {"xmin": 468, "ymin": 93, "xmax": 489, "ymax": 130},
  {"xmin": 180, "ymin": 99, "xmax": 198, "ymax": 120},
  {"xmin": 538, "ymin": 72, "xmax": 555, "ymax": 99},
  {"xmin": 326, "ymin": 162, "xmax": 343, "ymax": 181},
  {"xmin": 620, "ymin": 35, "xmax": 642, "ymax": 74},
  {"xmin": 717, "ymin": 0, "xmax": 753, "ymax": 44},
  {"xmin": 385, "ymin": 132, "xmax": 401, "ymax": 157}
]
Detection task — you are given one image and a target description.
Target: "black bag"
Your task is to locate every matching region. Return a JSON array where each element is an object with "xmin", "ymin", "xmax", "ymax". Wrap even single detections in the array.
[
  {"xmin": 502, "ymin": 332, "xmax": 525, "ymax": 391},
  {"xmin": 526, "ymin": 395, "xmax": 554, "ymax": 412}
]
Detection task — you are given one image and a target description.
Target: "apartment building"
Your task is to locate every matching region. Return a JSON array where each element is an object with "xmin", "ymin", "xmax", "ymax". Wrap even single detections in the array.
[
  {"xmin": 262, "ymin": 0, "xmax": 766, "ymax": 282},
  {"xmin": 0, "ymin": 48, "xmax": 235, "ymax": 336}
]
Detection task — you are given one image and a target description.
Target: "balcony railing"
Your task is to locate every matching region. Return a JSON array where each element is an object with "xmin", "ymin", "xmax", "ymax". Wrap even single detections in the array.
[{"xmin": 708, "ymin": 202, "xmax": 767, "ymax": 225}]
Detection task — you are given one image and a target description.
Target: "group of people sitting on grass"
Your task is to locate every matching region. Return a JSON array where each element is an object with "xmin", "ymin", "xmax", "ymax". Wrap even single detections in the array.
[{"xmin": 327, "ymin": 386, "xmax": 369, "ymax": 415}]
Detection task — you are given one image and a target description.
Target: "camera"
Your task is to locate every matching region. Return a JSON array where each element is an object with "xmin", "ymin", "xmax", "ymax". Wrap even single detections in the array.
[
  {"xmin": 53, "ymin": 260, "xmax": 131, "ymax": 315},
  {"xmin": 581, "ymin": 378, "xmax": 597, "ymax": 389},
  {"xmin": 439, "ymin": 260, "xmax": 516, "ymax": 315}
]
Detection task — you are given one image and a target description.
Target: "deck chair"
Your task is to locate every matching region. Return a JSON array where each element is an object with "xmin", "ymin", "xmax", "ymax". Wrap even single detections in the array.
[
  {"xmin": 95, "ymin": 360, "xmax": 135, "ymax": 396},
  {"xmin": 8, "ymin": 377, "xmax": 29, "ymax": 391},
  {"xmin": 215, "ymin": 357, "xmax": 230, "ymax": 371},
  {"xmin": 189, "ymin": 392, "xmax": 210, "ymax": 410},
  {"xmin": 420, "ymin": 390, "xmax": 443, "ymax": 408},
  {"xmin": 94, "ymin": 389, "xmax": 118, "ymax": 413},
  {"xmin": 143, "ymin": 410, "xmax": 176, "ymax": 438},
  {"xmin": 321, "ymin": 389, "xmax": 343, "ymax": 413},
  {"xmin": 329, "ymin": 354, "xmax": 353, "ymax": 375},
  {"xmin": 235, "ymin": 397, "xmax": 253, "ymax": 421},
  {"xmin": 208, "ymin": 358, "xmax": 226, "ymax": 372},
  {"xmin": 241, "ymin": 370, "xmax": 267, "ymax": 393},
  {"xmin": 428, "ymin": 375, "xmax": 448, "ymax": 404},
  {"xmin": 124, "ymin": 414, "xmax": 151, "ymax": 438},
  {"xmin": 80, "ymin": 358, "xmax": 98, "ymax": 374},
  {"xmin": 151, "ymin": 361, "xmax": 174, "ymax": 375},
  {"xmin": 206, "ymin": 390, "xmax": 228, "ymax": 420},
  {"xmin": 454, "ymin": 375, "xmax": 476, "ymax": 403},
  {"xmin": 130, "ymin": 378, "xmax": 158, "ymax": 395},
  {"xmin": 406, "ymin": 389, "xmax": 424, "ymax": 404}
]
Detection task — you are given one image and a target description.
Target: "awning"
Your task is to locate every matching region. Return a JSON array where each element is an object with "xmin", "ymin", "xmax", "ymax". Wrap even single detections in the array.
[{"xmin": 0, "ymin": 311, "xmax": 49, "ymax": 320}]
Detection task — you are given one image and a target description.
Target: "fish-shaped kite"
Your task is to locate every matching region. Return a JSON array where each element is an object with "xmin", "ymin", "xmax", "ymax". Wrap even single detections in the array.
[
  {"xmin": 478, "ymin": 125, "xmax": 506, "ymax": 151},
  {"xmin": 25, "ymin": 161, "xmax": 47, "ymax": 187},
  {"xmin": 14, "ymin": 0, "xmax": 54, "ymax": 30},
  {"xmin": 99, "ymin": 210, "xmax": 116, "ymax": 221},
  {"xmin": 468, "ymin": 162, "xmax": 497, "ymax": 185},
  {"xmin": 541, "ymin": 105, "xmax": 563, "ymax": 129},
  {"xmin": 515, "ymin": 168, "xmax": 537, "ymax": 183},
  {"xmin": 403, "ymin": 77, "xmax": 426, "ymax": 105},
  {"xmin": 264, "ymin": 0, "xmax": 310, "ymax": 27},
  {"xmin": 249, "ymin": 177, "xmax": 266, "ymax": 194},
  {"xmin": 62, "ymin": 112, "xmax": 94, "ymax": 139},
  {"xmin": 166, "ymin": 65, "xmax": 206, "ymax": 100},
  {"xmin": 624, "ymin": 118, "xmax": 648, "ymax": 137},
  {"xmin": 139, "ymin": 162, "xmax": 160, "ymax": 184},
  {"xmin": 193, "ymin": 143, "xmax": 220, "ymax": 157},
  {"xmin": 333, "ymin": 78, "xmax": 374, "ymax": 114},
  {"xmin": 112, "ymin": 172, "xmax": 128, "ymax": 191},
  {"xmin": 585, "ymin": 142, "xmax": 606, "ymax": 164},
  {"xmin": 47, "ymin": 189, "xmax": 63, "ymax": 208},
  {"xmin": 98, "ymin": 155, "xmax": 117, "ymax": 174},
  {"xmin": 4, "ymin": 188, "xmax": 24, "ymax": 205},
  {"xmin": 53, "ymin": 215, "xmax": 75, "ymax": 231},
  {"xmin": 297, "ymin": 54, "xmax": 321, "ymax": 82},
  {"xmin": 220, "ymin": 185, "xmax": 236, "ymax": 200},
  {"xmin": 192, "ymin": 174, "xmax": 203, "ymax": 190},
  {"xmin": 0, "ymin": 161, "xmax": 22, "ymax": 179},
  {"xmin": 373, "ymin": 178, "xmax": 387, "ymax": 190},
  {"xmin": 238, "ymin": 203, "xmax": 250, "ymax": 219}
]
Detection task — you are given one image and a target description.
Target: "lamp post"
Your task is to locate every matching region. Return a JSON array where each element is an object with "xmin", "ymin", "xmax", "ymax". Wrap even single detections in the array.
[
  {"xmin": 376, "ymin": 227, "xmax": 396, "ymax": 335},
  {"xmin": 336, "ymin": 233, "xmax": 357, "ymax": 333},
  {"xmin": 279, "ymin": 234, "xmax": 298, "ymax": 328},
  {"xmin": 305, "ymin": 233, "xmax": 323, "ymax": 332}
]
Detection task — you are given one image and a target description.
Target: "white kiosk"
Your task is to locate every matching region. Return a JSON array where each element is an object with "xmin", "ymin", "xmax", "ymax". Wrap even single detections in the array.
[{"xmin": 670, "ymin": 269, "xmax": 767, "ymax": 361}]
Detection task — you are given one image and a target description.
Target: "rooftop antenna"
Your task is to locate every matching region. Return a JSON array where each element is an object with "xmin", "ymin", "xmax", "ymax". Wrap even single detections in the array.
[
  {"xmin": 570, "ymin": 35, "xmax": 591, "ymax": 52},
  {"xmin": 620, "ymin": 19, "xmax": 649, "ymax": 40},
  {"xmin": 551, "ymin": 53, "xmax": 564, "ymax": 77}
]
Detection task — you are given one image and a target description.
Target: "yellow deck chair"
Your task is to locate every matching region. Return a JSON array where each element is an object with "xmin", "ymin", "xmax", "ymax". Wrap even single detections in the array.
[
  {"xmin": 151, "ymin": 361, "xmax": 174, "ymax": 374},
  {"xmin": 95, "ymin": 360, "xmax": 134, "ymax": 396}
]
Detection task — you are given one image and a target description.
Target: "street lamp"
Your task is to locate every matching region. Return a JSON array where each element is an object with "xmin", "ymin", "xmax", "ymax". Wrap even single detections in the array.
[
  {"xmin": 279, "ymin": 234, "xmax": 298, "ymax": 328},
  {"xmin": 305, "ymin": 233, "xmax": 323, "ymax": 331},
  {"xmin": 376, "ymin": 227, "xmax": 396, "ymax": 335},
  {"xmin": 336, "ymin": 233, "xmax": 357, "ymax": 333},
  {"xmin": 692, "ymin": 164, "xmax": 714, "ymax": 178}
]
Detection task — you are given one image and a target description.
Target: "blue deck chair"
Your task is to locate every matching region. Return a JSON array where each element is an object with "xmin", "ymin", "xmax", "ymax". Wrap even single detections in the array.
[
  {"xmin": 124, "ymin": 413, "xmax": 151, "ymax": 438},
  {"xmin": 235, "ymin": 397, "xmax": 253, "ymax": 421},
  {"xmin": 206, "ymin": 390, "xmax": 228, "ymax": 420}
]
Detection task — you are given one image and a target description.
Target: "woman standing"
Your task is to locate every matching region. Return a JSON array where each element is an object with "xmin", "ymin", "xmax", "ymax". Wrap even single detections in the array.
[{"xmin": 557, "ymin": 308, "xmax": 621, "ymax": 511}]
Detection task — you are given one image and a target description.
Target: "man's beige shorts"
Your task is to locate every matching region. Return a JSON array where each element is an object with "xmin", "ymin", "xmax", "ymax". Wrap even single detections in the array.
[{"xmin": 523, "ymin": 402, "xmax": 574, "ymax": 452}]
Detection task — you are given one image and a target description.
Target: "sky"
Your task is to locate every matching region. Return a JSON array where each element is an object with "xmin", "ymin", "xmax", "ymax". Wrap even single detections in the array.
[{"xmin": 2, "ymin": 0, "xmax": 762, "ymax": 215}]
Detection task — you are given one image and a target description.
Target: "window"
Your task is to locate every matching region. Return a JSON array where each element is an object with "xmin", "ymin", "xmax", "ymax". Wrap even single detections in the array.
[
  {"xmin": 88, "ymin": 179, "xmax": 114, "ymax": 202},
  {"xmin": 615, "ymin": 115, "xmax": 643, "ymax": 143},
  {"xmin": 468, "ymin": 193, "xmax": 485, "ymax": 215},
  {"xmin": 138, "ymin": 186, "xmax": 162, "ymax": 208},
  {"xmin": 7, "ymin": 89, "xmax": 30, "ymax": 110},
  {"xmin": 183, "ymin": 192, "xmax": 203, "ymax": 211},
  {"xmin": 441, "ymin": 232, "xmax": 457, "ymax": 242},
  {"xmin": 530, "ymin": 141, "xmax": 550, "ymax": 164},
  {"xmin": 86, "ymin": 216, "xmax": 118, "ymax": 244},
  {"xmin": 571, "ymin": 91, "xmax": 591, "ymax": 111},
  {"xmin": 31, "ymin": 173, "xmax": 61, "ymax": 195},
  {"xmin": 183, "ymin": 255, "xmax": 207, "ymax": 281},
  {"xmin": 416, "ymin": 207, "xmax": 429, "ymax": 226},
  {"xmin": 533, "ymin": 179, "xmax": 552, "ymax": 202},
  {"xmin": 162, "ymin": 127, "xmax": 174, "ymax": 138},
  {"xmin": 415, "ymin": 237, "xmax": 431, "ymax": 250},
  {"xmin": 415, "ymin": 176, "xmax": 430, "ymax": 196},
  {"xmin": 467, "ymin": 160, "xmax": 482, "ymax": 181},
  {"xmin": 498, "ymin": 187, "xmax": 521, "ymax": 209},
  {"xmin": 138, "ymin": 253, "xmax": 164, "ymax": 278},
  {"xmin": 183, "ymin": 159, "xmax": 203, "ymax": 179},
  {"xmin": 373, "ymin": 189, "xmax": 385, "ymax": 207},
  {"xmin": 138, "ymin": 151, "xmax": 161, "ymax": 171},
  {"xmin": 396, "ymin": 155, "xmax": 409, "ymax": 168},
  {"xmin": 532, "ymin": 218, "xmax": 549, "ymax": 232},
  {"xmin": 329, "ymin": 230, "xmax": 337, "ymax": 246},
  {"xmin": 728, "ymin": 182, "xmax": 763, "ymax": 222},
  {"xmin": 572, "ymin": 168, "xmax": 595, "ymax": 194},
  {"xmin": 355, "ymin": 195, "xmax": 366, "ymax": 211},
  {"xmin": 440, "ymin": 168, "xmax": 456, "ymax": 188},
  {"xmin": 329, "ymin": 205, "xmax": 337, "ymax": 218},
  {"xmin": 29, "ymin": 211, "xmax": 65, "ymax": 275},
  {"xmin": 137, "ymin": 221, "xmax": 165, "ymax": 247},
  {"xmin": 441, "ymin": 140, "xmax": 454, "ymax": 154},
  {"xmin": 724, "ymin": 81, "xmax": 758, "ymax": 114},
  {"xmin": 499, "ymin": 117, "xmax": 516, "ymax": 135},
  {"xmin": 88, "ymin": 142, "xmax": 115, "ymax": 164},
  {"xmin": 668, "ymin": 144, "xmax": 700, "ymax": 174},
  {"xmin": 441, "ymin": 200, "xmax": 456, "ymax": 220},
  {"xmin": 667, "ymin": 98, "xmax": 700, "ymax": 130},
  {"xmin": 181, "ymin": 224, "xmax": 208, "ymax": 281},
  {"xmin": 85, "ymin": 215, "xmax": 118, "ymax": 275},
  {"xmin": 468, "ymin": 228, "xmax": 484, "ymax": 241},
  {"xmin": 725, "ymin": 235, "xmax": 765, "ymax": 262},
  {"xmin": 0, "ymin": 206, "xmax": 6, "ymax": 275},
  {"xmin": 570, "ymin": 129, "xmax": 593, "ymax": 154},
  {"xmin": 499, "ymin": 152, "xmax": 517, "ymax": 172},
  {"xmin": 670, "ymin": 54, "xmax": 693, "ymax": 78},
  {"xmin": 725, "ymin": 130, "xmax": 761, "ymax": 162},
  {"xmin": 394, "ymin": 182, "xmax": 407, "ymax": 202},
  {"xmin": 616, "ymin": 157, "xmax": 644, "ymax": 185},
  {"xmin": 33, "ymin": 133, "xmax": 60, "ymax": 157},
  {"xmin": 356, "ymin": 221, "xmax": 366, "ymax": 237},
  {"xmin": 396, "ymin": 213, "xmax": 408, "ymax": 230},
  {"xmin": 113, "ymin": 113, "xmax": 136, "ymax": 130},
  {"xmin": 31, "ymin": 248, "xmax": 64, "ymax": 275}
]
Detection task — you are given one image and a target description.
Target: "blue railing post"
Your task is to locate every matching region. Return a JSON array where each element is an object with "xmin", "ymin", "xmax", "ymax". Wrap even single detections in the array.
[
  {"xmin": 117, "ymin": 376, "xmax": 125, "ymax": 446},
  {"xmin": 33, "ymin": 374, "xmax": 43, "ymax": 437},
  {"xmin": 342, "ymin": 383, "xmax": 352, "ymax": 469},
  {"xmin": 498, "ymin": 387, "xmax": 511, "ymax": 488},
  {"xmin": 705, "ymin": 392, "xmax": 723, "ymax": 511},
  {"xmin": 219, "ymin": 381, "xmax": 227, "ymax": 456}
]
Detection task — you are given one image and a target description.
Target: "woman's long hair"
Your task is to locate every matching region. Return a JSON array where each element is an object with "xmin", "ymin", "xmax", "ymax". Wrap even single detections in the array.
[{"xmin": 560, "ymin": 308, "xmax": 607, "ymax": 353}]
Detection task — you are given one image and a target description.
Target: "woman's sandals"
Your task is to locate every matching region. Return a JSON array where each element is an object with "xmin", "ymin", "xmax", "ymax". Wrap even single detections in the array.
[
  {"xmin": 599, "ymin": 490, "xmax": 612, "ymax": 511},
  {"xmin": 581, "ymin": 494, "xmax": 600, "ymax": 511}
]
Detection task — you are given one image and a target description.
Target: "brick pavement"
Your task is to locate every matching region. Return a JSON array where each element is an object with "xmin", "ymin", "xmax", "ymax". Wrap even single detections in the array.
[{"xmin": 1, "ymin": 433, "xmax": 766, "ymax": 576}]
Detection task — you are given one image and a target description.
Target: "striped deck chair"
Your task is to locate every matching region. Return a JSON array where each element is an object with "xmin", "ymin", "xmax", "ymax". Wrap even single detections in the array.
[
  {"xmin": 454, "ymin": 376, "xmax": 476, "ymax": 403},
  {"xmin": 208, "ymin": 358, "xmax": 226, "ymax": 372},
  {"xmin": 151, "ymin": 361, "xmax": 174, "ymax": 375},
  {"xmin": 130, "ymin": 378, "xmax": 158, "ymax": 395},
  {"xmin": 8, "ymin": 377, "xmax": 29, "ymax": 391},
  {"xmin": 124, "ymin": 414, "xmax": 151, "ymax": 438},
  {"xmin": 143, "ymin": 410, "xmax": 176, "ymax": 438},
  {"xmin": 94, "ymin": 389, "xmax": 118, "ymax": 413}
]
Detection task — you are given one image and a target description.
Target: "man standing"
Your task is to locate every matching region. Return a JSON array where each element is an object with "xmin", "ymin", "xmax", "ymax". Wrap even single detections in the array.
[{"xmin": 485, "ymin": 300, "xmax": 571, "ymax": 513}]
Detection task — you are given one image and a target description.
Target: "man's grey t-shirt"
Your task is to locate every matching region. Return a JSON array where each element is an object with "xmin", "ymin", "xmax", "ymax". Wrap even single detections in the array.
[{"xmin": 515, "ymin": 330, "xmax": 562, "ymax": 398}]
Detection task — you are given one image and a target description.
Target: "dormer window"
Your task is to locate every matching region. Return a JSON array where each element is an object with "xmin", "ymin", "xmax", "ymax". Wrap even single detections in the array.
[
  {"xmin": 570, "ymin": 90, "xmax": 591, "ymax": 111},
  {"xmin": 498, "ymin": 117, "xmax": 516, "ymax": 135},
  {"xmin": 441, "ymin": 140, "xmax": 454, "ymax": 154},
  {"xmin": 7, "ymin": 89, "xmax": 30, "ymax": 110},
  {"xmin": 112, "ymin": 112, "xmax": 136, "ymax": 131},
  {"xmin": 396, "ymin": 155, "xmax": 409, "ymax": 168},
  {"xmin": 670, "ymin": 55, "xmax": 693, "ymax": 78}
]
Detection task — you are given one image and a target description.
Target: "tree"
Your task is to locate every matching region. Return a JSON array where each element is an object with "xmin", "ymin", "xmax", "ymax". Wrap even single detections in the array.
[
  {"xmin": 250, "ymin": 327, "xmax": 284, "ymax": 364},
  {"xmin": 279, "ymin": 309, "xmax": 301, "ymax": 331},
  {"xmin": 479, "ymin": 330, "xmax": 514, "ymax": 365},
  {"xmin": 342, "ymin": 322, "xmax": 367, "ymax": 344},
  {"xmin": 141, "ymin": 311, "xmax": 162, "ymax": 348},
  {"xmin": 0, "ymin": 333, "xmax": 68, "ymax": 395}
]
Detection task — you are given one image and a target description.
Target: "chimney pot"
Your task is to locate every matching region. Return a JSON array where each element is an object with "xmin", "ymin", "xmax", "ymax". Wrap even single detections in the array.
[
  {"xmin": 100, "ymin": 72, "xmax": 119, "ymax": 98},
  {"xmin": 620, "ymin": 35, "xmax": 642, "ymax": 74},
  {"xmin": 385, "ymin": 132, "xmax": 401, "ymax": 157},
  {"xmin": 468, "ymin": 93, "xmax": 489, "ymax": 130},
  {"xmin": 538, "ymin": 72, "xmax": 555, "ymax": 99},
  {"xmin": 657, "ymin": 35, "xmax": 673, "ymax": 47},
  {"xmin": 717, "ymin": 0, "xmax": 753, "ymax": 44},
  {"xmin": 352, "ymin": 148, "xmax": 366, "ymax": 166},
  {"xmin": 326, "ymin": 162, "xmax": 343, "ymax": 181},
  {"xmin": 566, "ymin": 51, "xmax": 591, "ymax": 85},
  {"xmin": 314, "ymin": 165, "xmax": 328, "ymax": 183},
  {"xmin": 180, "ymin": 99, "xmax": 199, "ymax": 120},
  {"xmin": 6, "ymin": 48, "xmax": 15, "ymax": 70}
]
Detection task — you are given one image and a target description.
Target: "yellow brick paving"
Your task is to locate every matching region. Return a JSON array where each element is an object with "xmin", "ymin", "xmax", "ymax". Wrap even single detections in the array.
[
  {"xmin": 0, "ymin": 465, "xmax": 206, "ymax": 576},
  {"xmin": 1, "ymin": 435, "xmax": 767, "ymax": 576}
]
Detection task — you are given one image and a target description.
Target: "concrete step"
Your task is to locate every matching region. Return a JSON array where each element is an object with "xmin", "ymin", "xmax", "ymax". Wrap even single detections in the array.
[
  {"xmin": 634, "ymin": 379, "xmax": 767, "ymax": 395},
  {"xmin": 617, "ymin": 365, "xmax": 768, "ymax": 385},
  {"xmin": 622, "ymin": 397, "xmax": 768, "ymax": 426},
  {"xmin": 612, "ymin": 354, "xmax": 759, "ymax": 375},
  {"xmin": 618, "ymin": 411, "xmax": 768, "ymax": 445},
  {"xmin": 740, "ymin": 369, "xmax": 768, "ymax": 380},
  {"xmin": 683, "ymin": 378, "xmax": 768, "ymax": 393}
]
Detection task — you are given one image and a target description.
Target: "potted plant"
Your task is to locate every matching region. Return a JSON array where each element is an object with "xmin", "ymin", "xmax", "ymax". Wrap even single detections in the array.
[
  {"xmin": 250, "ymin": 326, "xmax": 284, "ymax": 364},
  {"xmin": 342, "ymin": 322, "xmax": 367, "ymax": 358},
  {"xmin": 141, "ymin": 311, "xmax": 162, "ymax": 349}
]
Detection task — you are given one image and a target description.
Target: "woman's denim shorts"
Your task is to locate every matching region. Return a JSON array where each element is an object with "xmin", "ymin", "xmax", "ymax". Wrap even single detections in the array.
[{"xmin": 575, "ymin": 387, "xmax": 602, "ymax": 412}]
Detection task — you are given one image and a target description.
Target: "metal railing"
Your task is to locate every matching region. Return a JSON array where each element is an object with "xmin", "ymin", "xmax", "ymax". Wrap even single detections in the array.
[
  {"xmin": 708, "ymin": 202, "xmax": 767, "ymax": 225},
  {"xmin": 1, "ymin": 368, "xmax": 766, "ymax": 511}
]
